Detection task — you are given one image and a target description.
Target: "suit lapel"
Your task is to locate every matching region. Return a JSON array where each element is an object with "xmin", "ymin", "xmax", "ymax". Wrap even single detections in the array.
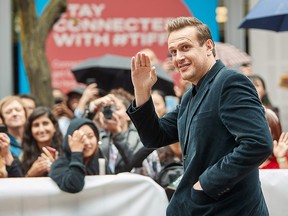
[
  {"xmin": 181, "ymin": 60, "xmax": 225, "ymax": 155},
  {"xmin": 182, "ymin": 86, "xmax": 209, "ymax": 155}
]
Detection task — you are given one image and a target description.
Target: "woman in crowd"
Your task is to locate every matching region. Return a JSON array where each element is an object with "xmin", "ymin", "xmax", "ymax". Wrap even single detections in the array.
[
  {"xmin": 49, "ymin": 118, "xmax": 110, "ymax": 193},
  {"xmin": 22, "ymin": 106, "xmax": 63, "ymax": 177},
  {"xmin": 0, "ymin": 96, "xmax": 27, "ymax": 158},
  {"xmin": 248, "ymin": 74, "xmax": 279, "ymax": 116},
  {"xmin": 259, "ymin": 107, "xmax": 288, "ymax": 169}
]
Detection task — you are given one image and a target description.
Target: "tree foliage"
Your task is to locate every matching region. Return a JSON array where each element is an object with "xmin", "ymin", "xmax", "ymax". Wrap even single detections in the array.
[{"xmin": 17, "ymin": 0, "xmax": 66, "ymax": 107}]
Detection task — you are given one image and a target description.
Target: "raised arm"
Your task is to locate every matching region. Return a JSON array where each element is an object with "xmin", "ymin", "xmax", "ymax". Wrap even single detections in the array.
[{"xmin": 131, "ymin": 52, "xmax": 157, "ymax": 107}]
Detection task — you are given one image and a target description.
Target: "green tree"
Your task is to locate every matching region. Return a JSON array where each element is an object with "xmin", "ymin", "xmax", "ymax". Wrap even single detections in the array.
[{"xmin": 16, "ymin": 0, "xmax": 67, "ymax": 107}]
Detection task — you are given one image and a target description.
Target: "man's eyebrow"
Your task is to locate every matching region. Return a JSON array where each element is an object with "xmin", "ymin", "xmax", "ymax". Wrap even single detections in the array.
[{"xmin": 169, "ymin": 40, "xmax": 191, "ymax": 50}]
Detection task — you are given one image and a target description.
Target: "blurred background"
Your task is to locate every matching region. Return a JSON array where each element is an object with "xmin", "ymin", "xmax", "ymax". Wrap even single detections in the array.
[{"xmin": 0, "ymin": 0, "xmax": 287, "ymax": 130}]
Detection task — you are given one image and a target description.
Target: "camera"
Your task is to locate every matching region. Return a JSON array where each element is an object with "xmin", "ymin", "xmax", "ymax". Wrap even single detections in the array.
[
  {"xmin": 54, "ymin": 97, "xmax": 63, "ymax": 104},
  {"xmin": 102, "ymin": 104, "xmax": 114, "ymax": 119}
]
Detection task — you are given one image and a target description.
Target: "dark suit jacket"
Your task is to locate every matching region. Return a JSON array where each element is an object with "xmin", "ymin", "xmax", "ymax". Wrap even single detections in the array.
[{"xmin": 127, "ymin": 61, "xmax": 273, "ymax": 216}]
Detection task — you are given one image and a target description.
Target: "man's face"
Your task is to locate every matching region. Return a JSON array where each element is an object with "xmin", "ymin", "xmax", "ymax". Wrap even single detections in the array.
[
  {"xmin": 21, "ymin": 98, "xmax": 36, "ymax": 117},
  {"xmin": 253, "ymin": 79, "xmax": 265, "ymax": 100},
  {"xmin": 168, "ymin": 26, "xmax": 214, "ymax": 85},
  {"xmin": 2, "ymin": 100, "xmax": 26, "ymax": 129},
  {"xmin": 78, "ymin": 125, "xmax": 98, "ymax": 158}
]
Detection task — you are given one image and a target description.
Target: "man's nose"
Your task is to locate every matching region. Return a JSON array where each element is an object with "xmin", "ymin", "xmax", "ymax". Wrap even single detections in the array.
[{"xmin": 176, "ymin": 52, "xmax": 185, "ymax": 62}]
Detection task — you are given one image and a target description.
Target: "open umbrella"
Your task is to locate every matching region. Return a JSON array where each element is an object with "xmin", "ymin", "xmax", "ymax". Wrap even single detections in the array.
[
  {"xmin": 71, "ymin": 54, "xmax": 175, "ymax": 96},
  {"xmin": 239, "ymin": 0, "xmax": 288, "ymax": 32},
  {"xmin": 214, "ymin": 42, "xmax": 252, "ymax": 67}
]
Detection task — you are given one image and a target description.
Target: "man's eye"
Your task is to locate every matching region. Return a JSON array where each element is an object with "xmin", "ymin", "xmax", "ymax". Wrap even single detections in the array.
[
  {"xmin": 170, "ymin": 51, "xmax": 176, "ymax": 56},
  {"xmin": 183, "ymin": 45, "xmax": 190, "ymax": 51}
]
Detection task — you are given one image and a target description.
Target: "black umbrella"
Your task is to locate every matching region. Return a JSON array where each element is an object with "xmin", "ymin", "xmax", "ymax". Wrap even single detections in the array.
[
  {"xmin": 239, "ymin": 0, "xmax": 288, "ymax": 32},
  {"xmin": 71, "ymin": 54, "xmax": 175, "ymax": 96}
]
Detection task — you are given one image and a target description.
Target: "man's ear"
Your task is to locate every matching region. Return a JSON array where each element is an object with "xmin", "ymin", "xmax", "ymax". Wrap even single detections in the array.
[{"xmin": 206, "ymin": 39, "xmax": 214, "ymax": 56}]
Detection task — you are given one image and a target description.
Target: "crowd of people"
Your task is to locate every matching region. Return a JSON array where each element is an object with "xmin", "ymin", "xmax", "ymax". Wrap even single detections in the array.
[
  {"xmin": 0, "ymin": 16, "xmax": 287, "ymax": 215},
  {"xmin": 0, "ymin": 80, "xmax": 185, "ymax": 190}
]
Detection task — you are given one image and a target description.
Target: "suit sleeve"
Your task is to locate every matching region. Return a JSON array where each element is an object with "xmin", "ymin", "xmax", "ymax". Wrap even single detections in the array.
[
  {"xmin": 199, "ymin": 73, "xmax": 273, "ymax": 199},
  {"xmin": 127, "ymin": 97, "xmax": 179, "ymax": 149}
]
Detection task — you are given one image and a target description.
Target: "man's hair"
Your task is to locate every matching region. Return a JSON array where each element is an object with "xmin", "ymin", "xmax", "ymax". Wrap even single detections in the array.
[
  {"xmin": 19, "ymin": 94, "xmax": 38, "ymax": 106},
  {"xmin": 166, "ymin": 17, "xmax": 215, "ymax": 57},
  {"xmin": 0, "ymin": 95, "xmax": 28, "ymax": 123}
]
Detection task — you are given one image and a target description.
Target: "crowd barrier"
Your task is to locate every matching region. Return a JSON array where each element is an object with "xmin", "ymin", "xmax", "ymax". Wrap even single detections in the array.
[
  {"xmin": 0, "ymin": 170, "xmax": 287, "ymax": 216},
  {"xmin": 0, "ymin": 173, "xmax": 168, "ymax": 216},
  {"xmin": 260, "ymin": 170, "xmax": 288, "ymax": 216}
]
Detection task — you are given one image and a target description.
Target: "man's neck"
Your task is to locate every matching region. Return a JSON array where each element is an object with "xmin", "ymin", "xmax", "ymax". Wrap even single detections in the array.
[{"xmin": 8, "ymin": 127, "xmax": 24, "ymax": 142}]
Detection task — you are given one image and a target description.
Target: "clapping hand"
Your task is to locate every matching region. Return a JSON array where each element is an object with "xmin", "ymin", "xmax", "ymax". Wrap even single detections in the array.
[
  {"xmin": 0, "ymin": 133, "xmax": 13, "ymax": 166},
  {"xmin": 273, "ymin": 132, "xmax": 288, "ymax": 158}
]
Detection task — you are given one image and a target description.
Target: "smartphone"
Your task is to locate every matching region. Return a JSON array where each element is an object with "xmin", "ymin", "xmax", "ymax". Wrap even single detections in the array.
[
  {"xmin": 0, "ymin": 124, "xmax": 7, "ymax": 134},
  {"xmin": 46, "ymin": 146, "xmax": 56, "ymax": 158},
  {"xmin": 102, "ymin": 104, "xmax": 114, "ymax": 119}
]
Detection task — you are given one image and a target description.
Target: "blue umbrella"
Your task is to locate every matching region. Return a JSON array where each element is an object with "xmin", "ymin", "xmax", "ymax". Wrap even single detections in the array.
[{"xmin": 239, "ymin": 0, "xmax": 288, "ymax": 32}]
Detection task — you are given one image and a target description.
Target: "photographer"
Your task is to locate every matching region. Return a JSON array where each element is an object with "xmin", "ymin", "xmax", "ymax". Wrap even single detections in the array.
[
  {"xmin": 52, "ymin": 88, "xmax": 74, "ymax": 137},
  {"xmin": 89, "ymin": 89, "xmax": 146, "ymax": 174}
]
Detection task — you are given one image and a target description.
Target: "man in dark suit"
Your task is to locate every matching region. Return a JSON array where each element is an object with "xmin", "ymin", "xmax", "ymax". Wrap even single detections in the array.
[{"xmin": 127, "ymin": 17, "xmax": 272, "ymax": 215}]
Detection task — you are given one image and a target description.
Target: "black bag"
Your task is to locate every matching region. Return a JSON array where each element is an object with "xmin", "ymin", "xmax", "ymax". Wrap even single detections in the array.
[
  {"xmin": 156, "ymin": 161, "xmax": 183, "ymax": 200},
  {"xmin": 156, "ymin": 161, "xmax": 183, "ymax": 188}
]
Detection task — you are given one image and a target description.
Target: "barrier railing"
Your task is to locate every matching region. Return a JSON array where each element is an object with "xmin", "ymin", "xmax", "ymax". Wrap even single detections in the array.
[{"xmin": 0, "ymin": 170, "xmax": 286, "ymax": 216}]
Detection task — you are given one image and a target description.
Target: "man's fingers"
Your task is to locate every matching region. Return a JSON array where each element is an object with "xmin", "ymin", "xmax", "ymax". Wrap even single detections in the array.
[
  {"xmin": 151, "ymin": 66, "xmax": 157, "ymax": 83},
  {"xmin": 144, "ymin": 55, "xmax": 150, "ymax": 68},
  {"xmin": 135, "ymin": 52, "xmax": 141, "ymax": 67},
  {"xmin": 131, "ymin": 56, "xmax": 136, "ymax": 71}
]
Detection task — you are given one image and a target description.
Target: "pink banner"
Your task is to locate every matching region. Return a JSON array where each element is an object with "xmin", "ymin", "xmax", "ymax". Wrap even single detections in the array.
[{"xmin": 46, "ymin": 0, "xmax": 192, "ymax": 93}]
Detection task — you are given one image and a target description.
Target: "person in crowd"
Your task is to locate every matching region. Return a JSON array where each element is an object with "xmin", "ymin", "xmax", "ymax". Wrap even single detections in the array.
[
  {"xmin": 91, "ymin": 88, "xmax": 145, "ymax": 174},
  {"xmin": 49, "ymin": 118, "xmax": 110, "ymax": 193},
  {"xmin": 162, "ymin": 53, "xmax": 177, "ymax": 76},
  {"xmin": 73, "ymin": 83, "xmax": 106, "ymax": 119},
  {"xmin": 0, "ymin": 155, "xmax": 7, "ymax": 177},
  {"xmin": 151, "ymin": 90, "xmax": 167, "ymax": 118},
  {"xmin": 139, "ymin": 48, "xmax": 160, "ymax": 66},
  {"xmin": 22, "ymin": 106, "xmax": 63, "ymax": 177},
  {"xmin": 172, "ymin": 72, "xmax": 190, "ymax": 101},
  {"xmin": 19, "ymin": 94, "xmax": 37, "ymax": 117},
  {"xmin": 239, "ymin": 62, "xmax": 253, "ymax": 76},
  {"xmin": 52, "ymin": 88, "xmax": 74, "ymax": 136},
  {"xmin": 0, "ymin": 96, "xmax": 27, "ymax": 158},
  {"xmin": 0, "ymin": 132, "xmax": 24, "ymax": 177},
  {"xmin": 127, "ymin": 17, "xmax": 272, "ymax": 215},
  {"xmin": 248, "ymin": 74, "xmax": 278, "ymax": 115},
  {"xmin": 259, "ymin": 107, "xmax": 288, "ymax": 169},
  {"xmin": 66, "ymin": 86, "xmax": 85, "ymax": 113}
]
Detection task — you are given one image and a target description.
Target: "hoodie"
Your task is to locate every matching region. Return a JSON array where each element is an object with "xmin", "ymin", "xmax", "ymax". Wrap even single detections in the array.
[{"xmin": 49, "ymin": 118, "xmax": 109, "ymax": 193}]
